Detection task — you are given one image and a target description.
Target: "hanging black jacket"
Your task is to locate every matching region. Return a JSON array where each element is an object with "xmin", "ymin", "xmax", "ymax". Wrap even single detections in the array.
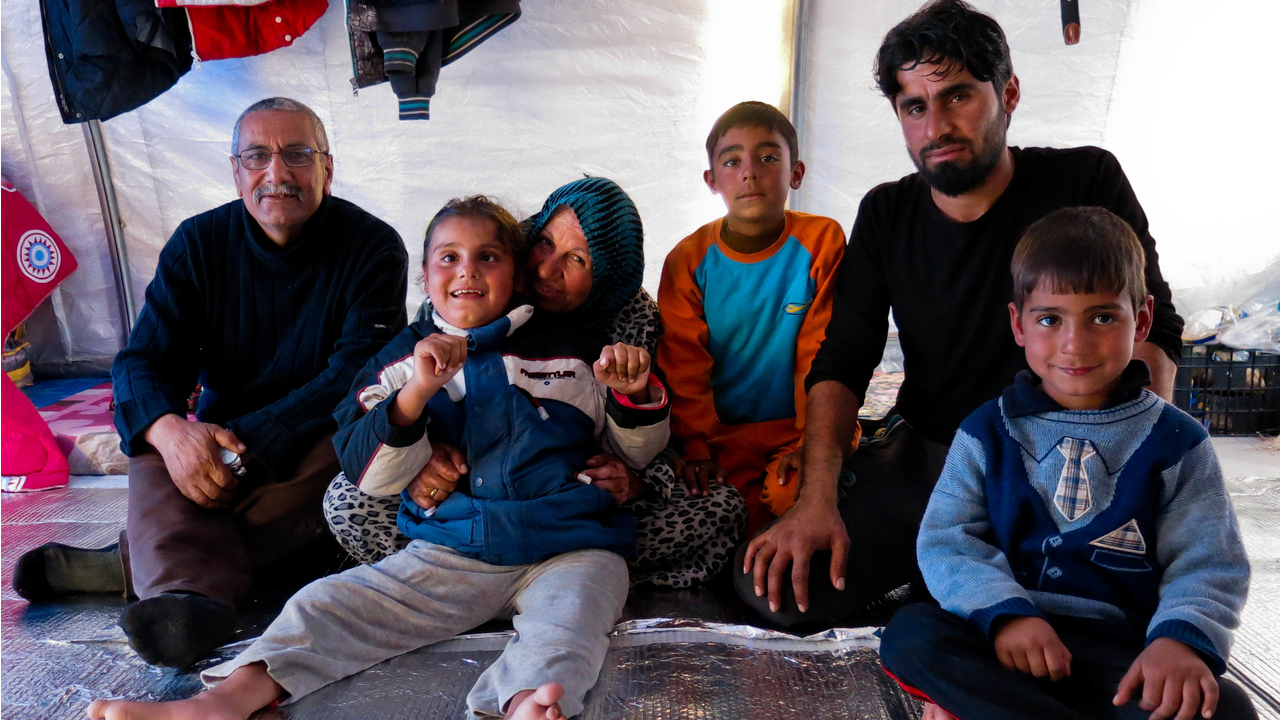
[{"xmin": 40, "ymin": 0, "xmax": 192, "ymax": 123}]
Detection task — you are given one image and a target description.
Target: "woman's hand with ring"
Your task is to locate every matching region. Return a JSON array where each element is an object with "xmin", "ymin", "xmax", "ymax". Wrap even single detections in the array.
[{"xmin": 406, "ymin": 442, "xmax": 468, "ymax": 511}]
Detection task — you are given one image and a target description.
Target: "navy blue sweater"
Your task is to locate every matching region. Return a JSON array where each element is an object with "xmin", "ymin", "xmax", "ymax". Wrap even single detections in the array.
[{"xmin": 112, "ymin": 195, "xmax": 408, "ymax": 479}]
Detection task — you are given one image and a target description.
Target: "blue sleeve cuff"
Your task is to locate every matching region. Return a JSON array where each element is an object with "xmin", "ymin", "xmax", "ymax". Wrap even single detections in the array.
[
  {"xmin": 371, "ymin": 389, "xmax": 430, "ymax": 447},
  {"xmin": 1148, "ymin": 620, "xmax": 1226, "ymax": 675},
  {"xmin": 970, "ymin": 597, "xmax": 1045, "ymax": 639}
]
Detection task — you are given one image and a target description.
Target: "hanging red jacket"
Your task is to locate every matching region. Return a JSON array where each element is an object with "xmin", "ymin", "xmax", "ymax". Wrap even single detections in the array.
[
  {"xmin": 2, "ymin": 178, "xmax": 78, "ymax": 492},
  {"xmin": 179, "ymin": 0, "xmax": 329, "ymax": 62}
]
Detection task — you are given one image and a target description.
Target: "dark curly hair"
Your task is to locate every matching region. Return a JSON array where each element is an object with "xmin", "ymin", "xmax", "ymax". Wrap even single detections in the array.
[{"xmin": 874, "ymin": 0, "xmax": 1012, "ymax": 104}]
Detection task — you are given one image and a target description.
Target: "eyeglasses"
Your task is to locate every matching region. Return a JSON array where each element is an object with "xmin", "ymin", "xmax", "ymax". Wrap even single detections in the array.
[{"xmin": 233, "ymin": 147, "xmax": 326, "ymax": 171}]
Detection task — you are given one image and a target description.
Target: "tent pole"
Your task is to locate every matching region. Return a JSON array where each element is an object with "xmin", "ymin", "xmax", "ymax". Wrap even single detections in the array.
[
  {"xmin": 82, "ymin": 119, "xmax": 136, "ymax": 343},
  {"xmin": 787, "ymin": 0, "xmax": 809, "ymax": 213}
]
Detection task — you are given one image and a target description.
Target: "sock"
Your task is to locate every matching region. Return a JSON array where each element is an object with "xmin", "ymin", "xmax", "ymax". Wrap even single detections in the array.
[
  {"xmin": 121, "ymin": 592, "xmax": 238, "ymax": 668},
  {"xmin": 12, "ymin": 542, "xmax": 125, "ymax": 601}
]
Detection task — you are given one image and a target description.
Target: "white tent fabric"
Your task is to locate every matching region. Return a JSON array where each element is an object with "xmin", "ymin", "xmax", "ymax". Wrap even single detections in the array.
[{"xmin": 2, "ymin": 0, "xmax": 1278, "ymax": 365}]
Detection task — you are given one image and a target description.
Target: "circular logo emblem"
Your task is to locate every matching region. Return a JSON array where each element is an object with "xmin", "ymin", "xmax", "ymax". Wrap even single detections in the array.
[{"xmin": 17, "ymin": 230, "xmax": 60, "ymax": 283}]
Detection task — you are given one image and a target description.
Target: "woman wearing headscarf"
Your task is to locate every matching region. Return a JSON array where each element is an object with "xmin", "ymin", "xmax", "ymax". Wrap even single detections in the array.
[{"xmin": 324, "ymin": 177, "xmax": 747, "ymax": 587}]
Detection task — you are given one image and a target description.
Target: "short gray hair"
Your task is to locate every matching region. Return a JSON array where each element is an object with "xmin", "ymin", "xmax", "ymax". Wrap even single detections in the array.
[{"xmin": 230, "ymin": 97, "xmax": 329, "ymax": 155}]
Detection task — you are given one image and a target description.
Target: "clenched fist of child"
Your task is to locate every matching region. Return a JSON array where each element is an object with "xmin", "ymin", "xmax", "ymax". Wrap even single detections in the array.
[
  {"xmin": 594, "ymin": 342, "xmax": 652, "ymax": 403},
  {"xmin": 390, "ymin": 333, "xmax": 470, "ymax": 426}
]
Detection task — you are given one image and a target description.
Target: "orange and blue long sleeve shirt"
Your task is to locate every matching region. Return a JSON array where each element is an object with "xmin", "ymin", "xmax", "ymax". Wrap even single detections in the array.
[{"xmin": 657, "ymin": 211, "xmax": 846, "ymax": 461}]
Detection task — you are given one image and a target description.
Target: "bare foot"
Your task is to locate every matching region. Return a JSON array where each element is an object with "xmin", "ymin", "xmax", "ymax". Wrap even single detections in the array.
[
  {"xmin": 921, "ymin": 701, "xmax": 958, "ymax": 720},
  {"xmin": 86, "ymin": 663, "xmax": 281, "ymax": 720},
  {"xmin": 85, "ymin": 695, "xmax": 250, "ymax": 720},
  {"xmin": 504, "ymin": 683, "xmax": 565, "ymax": 720}
]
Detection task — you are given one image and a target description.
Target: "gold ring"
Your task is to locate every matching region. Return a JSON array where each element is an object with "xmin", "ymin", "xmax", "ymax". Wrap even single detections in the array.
[{"xmin": 428, "ymin": 488, "xmax": 440, "ymax": 500}]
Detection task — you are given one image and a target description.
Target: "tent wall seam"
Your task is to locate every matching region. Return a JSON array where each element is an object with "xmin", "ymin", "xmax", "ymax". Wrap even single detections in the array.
[
  {"xmin": 787, "ymin": 0, "xmax": 808, "ymax": 213},
  {"xmin": 83, "ymin": 120, "xmax": 136, "ymax": 344}
]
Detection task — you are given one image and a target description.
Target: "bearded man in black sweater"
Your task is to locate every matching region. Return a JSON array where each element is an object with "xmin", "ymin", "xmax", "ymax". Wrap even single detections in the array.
[
  {"xmin": 13, "ymin": 98, "xmax": 408, "ymax": 668},
  {"xmin": 738, "ymin": 0, "xmax": 1185, "ymax": 631}
]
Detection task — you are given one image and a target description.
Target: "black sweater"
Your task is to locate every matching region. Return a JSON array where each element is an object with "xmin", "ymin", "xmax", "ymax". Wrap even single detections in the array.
[
  {"xmin": 112, "ymin": 196, "xmax": 408, "ymax": 478},
  {"xmin": 808, "ymin": 146, "xmax": 1183, "ymax": 443}
]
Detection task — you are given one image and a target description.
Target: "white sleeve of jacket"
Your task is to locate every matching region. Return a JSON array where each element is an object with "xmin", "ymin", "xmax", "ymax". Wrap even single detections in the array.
[
  {"xmin": 600, "ymin": 376, "xmax": 671, "ymax": 470},
  {"xmin": 347, "ymin": 355, "xmax": 466, "ymax": 498}
]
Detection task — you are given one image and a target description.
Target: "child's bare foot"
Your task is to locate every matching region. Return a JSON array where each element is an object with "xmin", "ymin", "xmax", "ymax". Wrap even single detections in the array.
[
  {"xmin": 86, "ymin": 663, "xmax": 281, "ymax": 720},
  {"xmin": 504, "ymin": 683, "xmax": 565, "ymax": 720},
  {"xmin": 85, "ymin": 695, "xmax": 250, "ymax": 720},
  {"xmin": 921, "ymin": 701, "xmax": 958, "ymax": 720}
]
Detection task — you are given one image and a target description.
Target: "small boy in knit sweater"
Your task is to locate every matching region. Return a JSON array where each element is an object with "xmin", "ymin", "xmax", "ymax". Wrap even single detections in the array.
[
  {"xmin": 657, "ymin": 101, "xmax": 854, "ymax": 534},
  {"xmin": 880, "ymin": 207, "xmax": 1256, "ymax": 720}
]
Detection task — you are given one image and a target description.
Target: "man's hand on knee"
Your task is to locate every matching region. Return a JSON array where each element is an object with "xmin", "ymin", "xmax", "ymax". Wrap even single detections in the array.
[
  {"xmin": 145, "ymin": 414, "xmax": 247, "ymax": 509},
  {"xmin": 742, "ymin": 499, "xmax": 849, "ymax": 614}
]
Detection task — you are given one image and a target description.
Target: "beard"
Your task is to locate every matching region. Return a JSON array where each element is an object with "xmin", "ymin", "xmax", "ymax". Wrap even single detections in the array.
[{"xmin": 913, "ymin": 116, "xmax": 1007, "ymax": 197}]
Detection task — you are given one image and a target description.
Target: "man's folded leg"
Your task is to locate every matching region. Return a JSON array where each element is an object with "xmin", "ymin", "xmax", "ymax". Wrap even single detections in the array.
[
  {"xmin": 119, "ymin": 433, "xmax": 340, "ymax": 668},
  {"xmin": 733, "ymin": 420, "xmax": 948, "ymax": 628},
  {"xmin": 118, "ymin": 451, "xmax": 249, "ymax": 667}
]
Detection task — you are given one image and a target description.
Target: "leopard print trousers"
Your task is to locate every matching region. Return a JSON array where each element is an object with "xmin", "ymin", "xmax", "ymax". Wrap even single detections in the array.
[{"xmin": 322, "ymin": 291, "xmax": 748, "ymax": 588}]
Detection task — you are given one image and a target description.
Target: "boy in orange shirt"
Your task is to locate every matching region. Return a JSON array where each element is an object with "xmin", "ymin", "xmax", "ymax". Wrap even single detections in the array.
[{"xmin": 658, "ymin": 101, "xmax": 855, "ymax": 533}]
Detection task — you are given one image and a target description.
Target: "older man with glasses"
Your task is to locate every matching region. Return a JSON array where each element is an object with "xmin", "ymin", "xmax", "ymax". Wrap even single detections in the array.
[{"xmin": 12, "ymin": 97, "xmax": 408, "ymax": 668}]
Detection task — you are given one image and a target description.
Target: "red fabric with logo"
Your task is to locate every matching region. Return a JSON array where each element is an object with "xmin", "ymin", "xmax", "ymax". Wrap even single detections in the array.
[
  {"xmin": 2, "ymin": 178, "xmax": 78, "ymax": 492},
  {"xmin": 185, "ymin": 0, "xmax": 328, "ymax": 61},
  {"xmin": 2, "ymin": 179, "xmax": 78, "ymax": 335}
]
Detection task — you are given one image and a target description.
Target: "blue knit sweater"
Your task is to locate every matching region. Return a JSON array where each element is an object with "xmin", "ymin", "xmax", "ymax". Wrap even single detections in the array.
[
  {"xmin": 918, "ymin": 363, "xmax": 1250, "ymax": 673},
  {"xmin": 112, "ymin": 196, "xmax": 408, "ymax": 478}
]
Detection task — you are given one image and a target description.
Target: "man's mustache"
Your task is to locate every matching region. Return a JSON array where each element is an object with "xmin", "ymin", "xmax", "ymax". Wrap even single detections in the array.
[
  {"xmin": 920, "ymin": 135, "xmax": 974, "ymax": 158},
  {"xmin": 254, "ymin": 183, "xmax": 304, "ymax": 202}
]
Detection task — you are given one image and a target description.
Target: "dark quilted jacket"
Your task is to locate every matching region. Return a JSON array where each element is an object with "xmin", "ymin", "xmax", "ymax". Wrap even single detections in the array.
[{"xmin": 40, "ymin": 0, "xmax": 192, "ymax": 123}]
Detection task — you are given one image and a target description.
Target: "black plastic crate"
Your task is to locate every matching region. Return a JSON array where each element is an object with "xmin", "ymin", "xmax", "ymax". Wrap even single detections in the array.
[{"xmin": 1174, "ymin": 344, "xmax": 1280, "ymax": 436}]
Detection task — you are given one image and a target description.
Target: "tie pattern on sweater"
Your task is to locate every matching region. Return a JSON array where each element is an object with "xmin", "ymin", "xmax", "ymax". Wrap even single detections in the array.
[{"xmin": 1053, "ymin": 437, "xmax": 1096, "ymax": 522}]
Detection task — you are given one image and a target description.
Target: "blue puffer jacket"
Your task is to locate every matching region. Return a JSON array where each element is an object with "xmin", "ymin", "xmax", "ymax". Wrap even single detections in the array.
[{"xmin": 333, "ymin": 305, "xmax": 670, "ymax": 566}]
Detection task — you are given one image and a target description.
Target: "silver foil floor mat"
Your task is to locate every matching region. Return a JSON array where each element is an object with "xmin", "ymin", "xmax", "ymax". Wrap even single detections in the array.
[
  {"xmin": 5, "ymin": 473, "xmax": 1280, "ymax": 719},
  {"xmin": 0, "ymin": 487, "xmax": 920, "ymax": 720}
]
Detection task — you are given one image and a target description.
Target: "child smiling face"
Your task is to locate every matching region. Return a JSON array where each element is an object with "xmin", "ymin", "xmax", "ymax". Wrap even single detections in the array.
[
  {"xmin": 424, "ymin": 215, "xmax": 516, "ymax": 330},
  {"xmin": 1010, "ymin": 284, "xmax": 1152, "ymax": 410}
]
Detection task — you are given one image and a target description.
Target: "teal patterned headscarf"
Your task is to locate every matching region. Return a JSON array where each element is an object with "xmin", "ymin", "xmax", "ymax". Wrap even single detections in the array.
[{"xmin": 524, "ymin": 177, "xmax": 645, "ymax": 338}]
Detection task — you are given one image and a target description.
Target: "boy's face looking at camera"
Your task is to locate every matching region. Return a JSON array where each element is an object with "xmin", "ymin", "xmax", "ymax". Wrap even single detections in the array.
[
  {"xmin": 424, "ymin": 216, "xmax": 516, "ymax": 330},
  {"xmin": 1010, "ymin": 285, "xmax": 1153, "ymax": 411},
  {"xmin": 703, "ymin": 124, "xmax": 804, "ymax": 232}
]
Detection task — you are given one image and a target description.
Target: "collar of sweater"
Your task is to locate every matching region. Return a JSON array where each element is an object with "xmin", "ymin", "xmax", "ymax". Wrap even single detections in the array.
[
  {"xmin": 1003, "ymin": 360, "xmax": 1153, "ymax": 419},
  {"xmin": 431, "ymin": 304, "xmax": 535, "ymax": 351},
  {"xmin": 240, "ymin": 194, "xmax": 334, "ymax": 263}
]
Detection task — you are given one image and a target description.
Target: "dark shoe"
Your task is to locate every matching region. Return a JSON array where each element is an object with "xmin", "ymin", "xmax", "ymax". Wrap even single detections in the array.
[
  {"xmin": 12, "ymin": 542, "xmax": 125, "ymax": 602},
  {"xmin": 121, "ymin": 592, "xmax": 237, "ymax": 668}
]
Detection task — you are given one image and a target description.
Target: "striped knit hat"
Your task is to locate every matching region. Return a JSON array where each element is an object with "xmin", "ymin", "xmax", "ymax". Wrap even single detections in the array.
[{"xmin": 525, "ymin": 177, "xmax": 644, "ymax": 338}]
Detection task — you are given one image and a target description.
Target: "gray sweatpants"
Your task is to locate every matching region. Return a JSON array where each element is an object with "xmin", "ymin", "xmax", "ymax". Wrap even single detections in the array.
[{"xmin": 201, "ymin": 541, "xmax": 629, "ymax": 718}]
